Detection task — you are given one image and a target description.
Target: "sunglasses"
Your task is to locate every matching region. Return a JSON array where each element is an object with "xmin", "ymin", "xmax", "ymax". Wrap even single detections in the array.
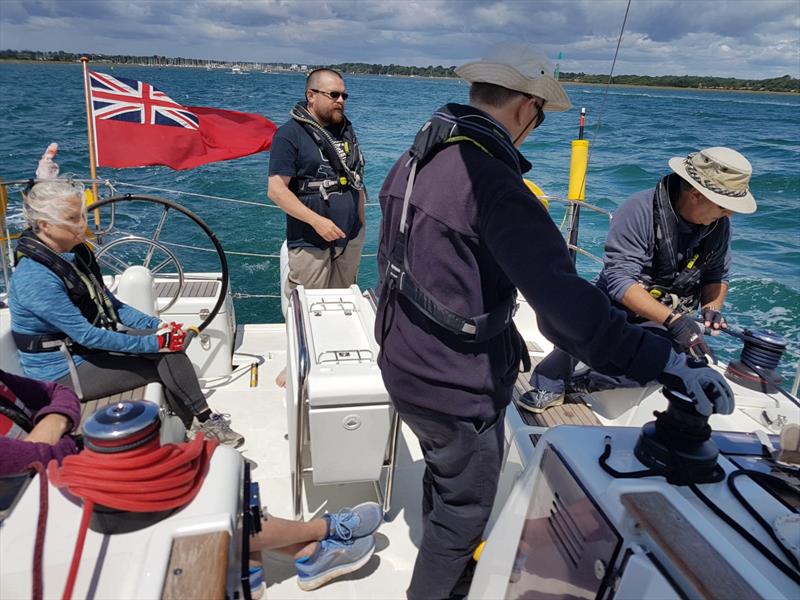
[
  {"xmin": 521, "ymin": 93, "xmax": 545, "ymax": 129},
  {"xmin": 311, "ymin": 89, "xmax": 349, "ymax": 101}
]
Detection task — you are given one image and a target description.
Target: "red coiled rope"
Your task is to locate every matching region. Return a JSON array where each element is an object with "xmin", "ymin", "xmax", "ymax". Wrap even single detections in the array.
[{"xmin": 34, "ymin": 434, "xmax": 218, "ymax": 600}]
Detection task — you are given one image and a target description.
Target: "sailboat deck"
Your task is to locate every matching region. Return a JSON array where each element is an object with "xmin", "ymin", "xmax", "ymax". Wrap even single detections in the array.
[
  {"xmin": 200, "ymin": 323, "xmax": 421, "ymax": 599},
  {"xmin": 513, "ymin": 360, "xmax": 602, "ymax": 428}
]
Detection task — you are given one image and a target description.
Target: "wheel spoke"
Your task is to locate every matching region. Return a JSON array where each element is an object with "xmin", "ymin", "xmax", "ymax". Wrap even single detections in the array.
[
  {"xmin": 98, "ymin": 251, "xmax": 130, "ymax": 275},
  {"xmin": 144, "ymin": 206, "xmax": 170, "ymax": 269},
  {"xmin": 150, "ymin": 257, "xmax": 176, "ymax": 275}
]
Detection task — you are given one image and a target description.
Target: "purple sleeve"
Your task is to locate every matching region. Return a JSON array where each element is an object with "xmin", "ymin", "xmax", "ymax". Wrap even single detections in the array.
[
  {"xmin": 1, "ymin": 371, "xmax": 81, "ymax": 432},
  {"xmin": 0, "ymin": 436, "xmax": 78, "ymax": 475}
]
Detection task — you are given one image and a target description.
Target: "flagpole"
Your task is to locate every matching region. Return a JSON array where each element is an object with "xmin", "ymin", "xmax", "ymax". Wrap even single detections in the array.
[{"xmin": 80, "ymin": 56, "xmax": 100, "ymax": 225}]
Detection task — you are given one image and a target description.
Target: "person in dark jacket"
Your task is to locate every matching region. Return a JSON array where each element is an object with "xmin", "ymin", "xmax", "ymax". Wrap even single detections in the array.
[
  {"xmin": 0, "ymin": 369, "xmax": 80, "ymax": 475},
  {"xmin": 524, "ymin": 147, "xmax": 757, "ymax": 412},
  {"xmin": 375, "ymin": 42, "xmax": 734, "ymax": 600}
]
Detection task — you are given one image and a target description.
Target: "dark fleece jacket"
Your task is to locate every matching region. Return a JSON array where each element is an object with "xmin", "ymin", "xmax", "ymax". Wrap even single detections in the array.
[{"xmin": 376, "ymin": 105, "xmax": 671, "ymax": 419}]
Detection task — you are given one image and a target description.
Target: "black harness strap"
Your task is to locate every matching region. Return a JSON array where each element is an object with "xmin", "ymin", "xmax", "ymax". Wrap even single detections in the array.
[
  {"xmin": 290, "ymin": 102, "xmax": 364, "ymax": 194},
  {"xmin": 642, "ymin": 175, "xmax": 723, "ymax": 312},
  {"xmin": 383, "ymin": 105, "xmax": 526, "ymax": 344}
]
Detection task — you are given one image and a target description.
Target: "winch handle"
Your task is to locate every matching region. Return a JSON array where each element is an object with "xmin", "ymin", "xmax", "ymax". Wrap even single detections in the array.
[{"xmin": 693, "ymin": 316, "xmax": 745, "ymax": 340}]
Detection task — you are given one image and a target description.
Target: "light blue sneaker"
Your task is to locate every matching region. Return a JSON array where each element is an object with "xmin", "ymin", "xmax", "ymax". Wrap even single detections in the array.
[
  {"xmin": 248, "ymin": 566, "xmax": 265, "ymax": 599},
  {"xmin": 324, "ymin": 501, "xmax": 384, "ymax": 541},
  {"xmin": 295, "ymin": 535, "xmax": 375, "ymax": 591}
]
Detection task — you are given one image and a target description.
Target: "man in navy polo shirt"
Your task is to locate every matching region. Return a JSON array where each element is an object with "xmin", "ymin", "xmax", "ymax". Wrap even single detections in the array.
[{"xmin": 268, "ymin": 68, "xmax": 366, "ymax": 297}]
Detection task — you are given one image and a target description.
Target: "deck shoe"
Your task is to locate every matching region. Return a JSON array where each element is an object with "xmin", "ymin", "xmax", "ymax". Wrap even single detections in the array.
[
  {"xmin": 517, "ymin": 389, "xmax": 564, "ymax": 413},
  {"xmin": 295, "ymin": 535, "xmax": 375, "ymax": 591},
  {"xmin": 324, "ymin": 502, "xmax": 384, "ymax": 541},
  {"xmin": 248, "ymin": 566, "xmax": 266, "ymax": 600},
  {"xmin": 191, "ymin": 413, "xmax": 245, "ymax": 448}
]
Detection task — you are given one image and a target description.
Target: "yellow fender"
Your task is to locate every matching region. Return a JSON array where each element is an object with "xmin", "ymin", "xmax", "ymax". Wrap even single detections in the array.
[{"xmin": 523, "ymin": 179, "xmax": 549, "ymax": 209}]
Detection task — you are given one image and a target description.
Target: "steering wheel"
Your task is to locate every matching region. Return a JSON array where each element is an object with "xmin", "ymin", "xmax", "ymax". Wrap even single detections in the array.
[
  {"xmin": 95, "ymin": 236, "xmax": 186, "ymax": 313},
  {"xmin": 86, "ymin": 194, "xmax": 229, "ymax": 332}
]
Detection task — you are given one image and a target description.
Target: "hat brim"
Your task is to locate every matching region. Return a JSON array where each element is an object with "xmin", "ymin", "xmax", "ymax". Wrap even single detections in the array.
[
  {"xmin": 455, "ymin": 62, "xmax": 572, "ymax": 112},
  {"xmin": 668, "ymin": 156, "xmax": 757, "ymax": 214}
]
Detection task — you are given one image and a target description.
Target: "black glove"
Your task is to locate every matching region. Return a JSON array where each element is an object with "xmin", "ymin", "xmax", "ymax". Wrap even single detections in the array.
[
  {"xmin": 701, "ymin": 307, "xmax": 726, "ymax": 332},
  {"xmin": 657, "ymin": 350, "xmax": 735, "ymax": 416},
  {"xmin": 666, "ymin": 313, "xmax": 712, "ymax": 360}
]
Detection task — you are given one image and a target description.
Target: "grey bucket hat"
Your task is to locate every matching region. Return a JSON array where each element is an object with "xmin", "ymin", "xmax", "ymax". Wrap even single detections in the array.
[
  {"xmin": 669, "ymin": 147, "xmax": 757, "ymax": 214},
  {"xmin": 455, "ymin": 42, "xmax": 572, "ymax": 112}
]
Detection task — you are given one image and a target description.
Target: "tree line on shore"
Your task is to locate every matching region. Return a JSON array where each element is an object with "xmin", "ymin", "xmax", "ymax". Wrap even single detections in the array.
[{"xmin": 2, "ymin": 49, "xmax": 797, "ymax": 93}]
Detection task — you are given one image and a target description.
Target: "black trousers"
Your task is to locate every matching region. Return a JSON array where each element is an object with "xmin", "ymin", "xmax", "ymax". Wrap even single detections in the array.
[
  {"xmin": 56, "ymin": 350, "xmax": 208, "ymax": 428},
  {"xmin": 393, "ymin": 399, "xmax": 505, "ymax": 600}
]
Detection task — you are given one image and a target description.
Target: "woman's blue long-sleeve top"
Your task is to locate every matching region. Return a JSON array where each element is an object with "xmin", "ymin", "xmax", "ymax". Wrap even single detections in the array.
[{"xmin": 8, "ymin": 253, "xmax": 161, "ymax": 382}]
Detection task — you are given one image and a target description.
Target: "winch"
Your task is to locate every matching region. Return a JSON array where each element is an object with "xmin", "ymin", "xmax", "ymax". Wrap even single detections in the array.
[
  {"xmin": 82, "ymin": 400, "xmax": 161, "ymax": 453},
  {"xmin": 725, "ymin": 328, "xmax": 788, "ymax": 393}
]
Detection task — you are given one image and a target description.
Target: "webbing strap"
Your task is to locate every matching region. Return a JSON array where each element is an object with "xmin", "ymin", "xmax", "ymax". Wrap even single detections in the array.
[
  {"xmin": 12, "ymin": 331, "xmax": 69, "ymax": 353},
  {"xmin": 399, "ymin": 159, "xmax": 418, "ymax": 235},
  {"xmin": 58, "ymin": 343, "xmax": 83, "ymax": 400},
  {"xmin": 387, "ymin": 262, "xmax": 517, "ymax": 342},
  {"xmin": 386, "ymin": 149, "xmax": 519, "ymax": 343}
]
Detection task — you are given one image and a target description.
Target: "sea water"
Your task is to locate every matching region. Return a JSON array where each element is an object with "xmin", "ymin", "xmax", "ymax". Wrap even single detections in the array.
[{"xmin": 1, "ymin": 64, "xmax": 798, "ymax": 379}]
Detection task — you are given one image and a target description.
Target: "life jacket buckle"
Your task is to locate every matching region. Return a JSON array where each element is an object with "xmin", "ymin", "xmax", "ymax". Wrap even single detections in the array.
[{"xmin": 385, "ymin": 262, "xmax": 404, "ymax": 289}]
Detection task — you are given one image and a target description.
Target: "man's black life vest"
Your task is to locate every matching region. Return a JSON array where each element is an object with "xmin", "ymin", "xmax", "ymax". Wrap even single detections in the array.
[
  {"xmin": 288, "ymin": 102, "xmax": 365, "ymax": 250},
  {"xmin": 383, "ymin": 104, "xmax": 529, "ymax": 350},
  {"xmin": 289, "ymin": 102, "xmax": 364, "ymax": 198},
  {"xmin": 12, "ymin": 230, "xmax": 119, "ymax": 353},
  {"xmin": 639, "ymin": 174, "xmax": 726, "ymax": 313}
]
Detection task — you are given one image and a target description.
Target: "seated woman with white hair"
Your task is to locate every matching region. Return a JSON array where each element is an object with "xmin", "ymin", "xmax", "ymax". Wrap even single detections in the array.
[{"xmin": 7, "ymin": 177, "xmax": 244, "ymax": 448}]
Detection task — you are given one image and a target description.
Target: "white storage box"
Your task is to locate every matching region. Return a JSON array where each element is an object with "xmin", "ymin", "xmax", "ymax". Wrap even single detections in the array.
[{"xmin": 287, "ymin": 286, "xmax": 392, "ymax": 487}]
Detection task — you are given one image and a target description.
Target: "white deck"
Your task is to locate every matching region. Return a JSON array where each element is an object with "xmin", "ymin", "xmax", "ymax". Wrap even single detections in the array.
[{"xmin": 202, "ymin": 323, "xmax": 424, "ymax": 599}]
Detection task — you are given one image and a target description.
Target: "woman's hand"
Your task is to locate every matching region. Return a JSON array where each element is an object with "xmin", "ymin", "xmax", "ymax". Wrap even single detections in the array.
[{"xmin": 24, "ymin": 413, "xmax": 70, "ymax": 445}]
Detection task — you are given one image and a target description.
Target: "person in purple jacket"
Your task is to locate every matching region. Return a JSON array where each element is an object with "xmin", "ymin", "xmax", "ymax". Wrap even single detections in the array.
[
  {"xmin": 375, "ymin": 42, "xmax": 735, "ymax": 600},
  {"xmin": 0, "ymin": 369, "xmax": 80, "ymax": 475}
]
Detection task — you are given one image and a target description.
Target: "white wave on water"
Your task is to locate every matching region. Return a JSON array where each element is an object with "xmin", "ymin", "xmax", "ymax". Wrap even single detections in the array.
[{"xmin": 577, "ymin": 87, "xmax": 799, "ymax": 108}]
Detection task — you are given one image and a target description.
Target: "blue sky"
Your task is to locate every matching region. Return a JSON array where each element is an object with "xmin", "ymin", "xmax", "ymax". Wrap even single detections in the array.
[{"xmin": 1, "ymin": 0, "xmax": 798, "ymax": 79}]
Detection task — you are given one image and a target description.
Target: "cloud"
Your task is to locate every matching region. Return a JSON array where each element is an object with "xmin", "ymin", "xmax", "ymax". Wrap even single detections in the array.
[{"xmin": 0, "ymin": 0, "xmax": 797, "ymax": 78}]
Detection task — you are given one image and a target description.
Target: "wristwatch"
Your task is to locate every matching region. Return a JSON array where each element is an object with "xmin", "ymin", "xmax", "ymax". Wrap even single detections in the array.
[{"xmin": 662, "ymin": 310, "xmax": 679, "ymax": 327}]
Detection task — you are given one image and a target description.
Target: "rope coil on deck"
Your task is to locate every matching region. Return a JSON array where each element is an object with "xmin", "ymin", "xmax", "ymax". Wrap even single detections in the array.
[{"xmin": 30, "ymin": 434, "xmax": 218, "ymax": 600}]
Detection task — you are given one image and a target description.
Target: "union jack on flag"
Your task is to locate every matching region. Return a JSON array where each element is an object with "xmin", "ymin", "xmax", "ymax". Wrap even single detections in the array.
[{"xmin": 89, "ymin": 71, "xmax": 199, "ymax": 130}]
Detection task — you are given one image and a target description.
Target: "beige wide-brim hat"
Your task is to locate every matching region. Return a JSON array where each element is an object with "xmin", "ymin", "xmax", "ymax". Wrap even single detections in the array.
[
  {"xmin": 668, "ymin": 147, "xmax": 757, "ymax": 214},
  {"xmin": 455, "ymin": 42, "xmax": 572, "ymax": 112}
]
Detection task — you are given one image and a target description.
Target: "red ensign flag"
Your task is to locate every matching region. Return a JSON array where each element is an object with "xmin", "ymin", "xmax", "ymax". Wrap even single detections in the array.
[{"xmin": 88, "ymin": 71, "xmax": 276, "ymax": 170}]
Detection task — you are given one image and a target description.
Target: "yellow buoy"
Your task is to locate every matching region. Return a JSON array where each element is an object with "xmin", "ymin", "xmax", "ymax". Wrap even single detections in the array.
[
  {"xmin": 523, "ymin": 179, "xmax": 549, "ymax": 209},
  {"xmin": 567, "ymin": 139, "xmax": 589, "ymax": 201}
]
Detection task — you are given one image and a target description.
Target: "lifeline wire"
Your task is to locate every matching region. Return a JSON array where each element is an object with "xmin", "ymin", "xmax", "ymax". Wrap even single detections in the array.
[{"xmin": 114, "ymin": 181, "xmax": 381, "ymax": 208}]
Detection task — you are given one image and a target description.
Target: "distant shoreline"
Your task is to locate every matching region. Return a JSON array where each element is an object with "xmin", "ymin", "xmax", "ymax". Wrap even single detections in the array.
[{"xmin": 2, "ymin": 59, "xmax": 797, "ymax": 95}]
